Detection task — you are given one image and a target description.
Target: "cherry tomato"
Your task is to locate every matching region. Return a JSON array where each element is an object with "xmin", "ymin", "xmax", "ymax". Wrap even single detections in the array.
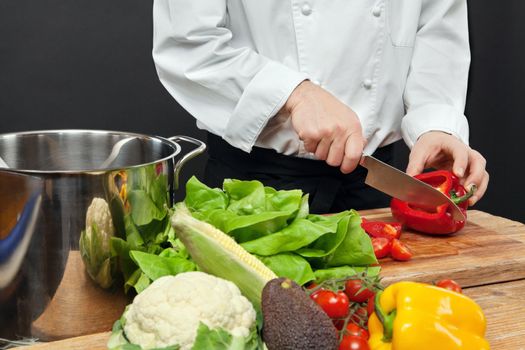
[
  {"xmin": 311, "ymin": 290, "xmax": 350, "ymax": 319},
  {"xmin": 350, "ymin": 305, "xmax": 369, "ymax": 324},
  {"xmin": 339, "ymin": 335, "xmax": 370, "ymax": 350},
  {"xmin": 344, "ymin": 279, "xmax": 375, "ymax": 303},
  {"xmin": 366, "ymin": 295, "xmax": 375, "ymax": 317},
  {"xmin": 390, "ymin": 238, "xmax": 412, "ymax": 261},
  {"xmin": 344, "ymin": 323, "xmax": 369, "ymax": 340},
  {"xmin": 371, "ymin": 237, "xmax": 392, "ymax": 259},
  {"xmin": 436, "ymin": 279, "xmax": 463, "ymax": 293},
  {"xmin": 333, "ymin": 319, "xmax": 345, "ymax": 330}
]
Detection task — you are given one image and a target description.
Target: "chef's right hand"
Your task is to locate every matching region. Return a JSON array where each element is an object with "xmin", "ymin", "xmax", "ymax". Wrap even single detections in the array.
[{"xmin": 283, "ymin": 80, "xmax": 365, "ymax": 174}]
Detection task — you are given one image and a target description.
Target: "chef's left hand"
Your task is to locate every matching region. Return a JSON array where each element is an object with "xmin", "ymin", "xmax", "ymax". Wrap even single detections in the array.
[{"xmin": 406, "ymin": 131, "xmax": 489, "ymax": 206}]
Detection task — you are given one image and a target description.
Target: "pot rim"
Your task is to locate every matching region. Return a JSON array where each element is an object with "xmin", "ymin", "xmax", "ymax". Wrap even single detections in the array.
[{"xmin": 0, "ymin": 129, "xmax": 182, "ymax": 174}]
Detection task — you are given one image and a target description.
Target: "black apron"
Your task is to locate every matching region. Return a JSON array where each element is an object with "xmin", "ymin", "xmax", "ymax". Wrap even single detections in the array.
[{"xmin": 204, "ymin": 132, "xmax": 394, "ymax": 214}]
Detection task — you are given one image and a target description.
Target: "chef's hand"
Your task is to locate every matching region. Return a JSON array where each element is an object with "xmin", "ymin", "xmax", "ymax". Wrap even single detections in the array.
[
  {"xmin": 406, "ymin": 131, "xmax": 489, "ymax": 206},
  {"xmin": 283, "ymin": 80, "xmax": 365, "ymax": 174}
]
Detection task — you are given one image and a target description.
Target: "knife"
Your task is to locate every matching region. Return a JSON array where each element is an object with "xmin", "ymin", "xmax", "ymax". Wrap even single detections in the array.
[{"xmin": 360, "ymin": 155, "xmax": 466, "ymax": 221}]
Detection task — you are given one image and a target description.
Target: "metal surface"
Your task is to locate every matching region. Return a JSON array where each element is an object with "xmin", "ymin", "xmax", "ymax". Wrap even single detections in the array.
[
  {"xmin": 0, "ymin": 130, "xmax": 206, "ymax": 341},
  {"xmin": 169, "ymin": 135, "xmax": 207, "ymax": 190},
  {"xmin": 97, "ymin": 136, "xmax": 137, "ymax": 169},
  {"xmin": 360, "ymin": 155, "xmax": 465, "ymax": 221},
  {"xmin": 0, "ymin": 172, "xmax": 43, "ymax": 289}
]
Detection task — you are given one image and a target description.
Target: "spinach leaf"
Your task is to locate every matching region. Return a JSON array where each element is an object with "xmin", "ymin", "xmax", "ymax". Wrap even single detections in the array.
[
  {"xmin": 123, "ymin": 268, "xmax": 143, "ymax": 295},
  {"xmin": 123, "ymin": 214, "xmax": 144, "ymax": 248},
  {"xmin": 223, "ymin": 179, "xmax": 266, "ymax": 215},
  {"xmin": 259, "ymin": 253, "xmax": 315, "ymax": 286},
  {"xmin": 293, "ymin": 194, "xmax": 310, "ymax": 221},
  {"xmin": 148, "ymin": 173, "xmax": 169, "ymax": 210},
  {"xmin": 225, "ymin": 211, "xmax": 297, "ymax": 242},
  {"xmin": 314, "ymin": 266, "xmax": 381, "ymax": 282},
  {"xmin": 264, "ymin": 187, "xmax": 303, "ymax": 213},
  {"xmin": 133, "ymin": 271, "xmax": 151, "ymax": 294},
  {"xmin": 185, "ymin": 177, "xmax": 228, "ymax": 212},
  {"xmin": 240, "ymin": 218, "xmax": 336, "ymax": 256},
  {"xmin": 295, "ymin": 215, "xmax": 347, "ymax": 259},
  {"xmin": 325, "ymin": 210, "xmax": 377, "ymax": 266},
  {"xmin": 192, "ymin": 323, "xmax": 259, "ymax": 350},
  {"xmin": 127, "ymin": 190, "xmax": 166, "ymax": 226},
  {"xmin": 111, "ymin": 237, "xmax": 139, "ymax": 284},
  {"xmin": 130, "ymin": 250, "xmax": 196, "ymax": 281}
]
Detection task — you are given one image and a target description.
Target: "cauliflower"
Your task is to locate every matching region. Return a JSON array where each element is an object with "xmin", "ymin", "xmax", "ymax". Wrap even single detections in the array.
[
  {"xmin": 79, "ymin": 197, "xmax": 116, "ymax": 288},
  {"xmin": 85, "ymin": 197, "xmax": 115, "ymax": 251},
  {"xmin": 123, "ymin": 272, "xmax": 256, "ymax": 350}
]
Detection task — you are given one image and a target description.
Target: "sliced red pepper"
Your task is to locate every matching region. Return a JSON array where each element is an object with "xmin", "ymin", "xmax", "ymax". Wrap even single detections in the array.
[
  {"xmin": 361, "ymin": 218, "xmax": 402, "ymax": 240},
  {"xmin": 371, "ymin": 237, "xmax": 392, "ymax": 259},
  {"xmin": 390, "ymin": 238, "xmax": 413, "ymax": 261},
  {"xmin": 390, "ymin": 170, "xmax": 475, "ymax": 234}
]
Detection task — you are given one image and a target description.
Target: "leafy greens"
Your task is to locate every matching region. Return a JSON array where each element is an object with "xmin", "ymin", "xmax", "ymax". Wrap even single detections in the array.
[
  {"xmin": 110, "ymin": 173, "xmax": 378, "ymax": 293},
  {"xmin": 184, "ymin": 177, "xmax": 378, "ymax": 284}
]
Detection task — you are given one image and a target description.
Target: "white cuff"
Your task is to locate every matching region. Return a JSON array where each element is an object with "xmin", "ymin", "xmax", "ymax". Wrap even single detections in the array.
[
  {"xmin": 223, "ymin": 61, "xmax": 308, "ymax": 153},
  {"xmin": 401, "ymin": 104, "xmax": 470, "ymax": 148}
]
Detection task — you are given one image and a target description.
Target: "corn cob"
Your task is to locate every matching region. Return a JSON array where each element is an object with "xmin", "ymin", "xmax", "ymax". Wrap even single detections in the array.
[{"xmin": 171, "ymin": 204, "xmax": 277, "ymax": 310}]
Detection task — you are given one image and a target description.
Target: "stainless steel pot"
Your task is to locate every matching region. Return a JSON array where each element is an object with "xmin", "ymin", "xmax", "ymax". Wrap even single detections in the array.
[{"xmin": 0, "ymin": 130, "xmax": 206, "ymax": 341}]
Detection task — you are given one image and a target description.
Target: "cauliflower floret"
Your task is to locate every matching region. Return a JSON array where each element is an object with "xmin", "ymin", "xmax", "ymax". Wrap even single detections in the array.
[
  {"xmin": 123, "ymin": 272, "xmax": 256, "ymax": 350},
  {"xmin": 85, "ymin": 197, "xmax": 114, "ymax": 251},
  {"xmin": 79, "ymin": 197, "xmax": 116, "ymax": 288}
]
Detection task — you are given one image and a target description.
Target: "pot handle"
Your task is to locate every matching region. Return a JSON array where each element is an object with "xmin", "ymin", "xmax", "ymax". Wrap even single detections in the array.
[{"xmin": 167, "ymin": 135, "xmax": 207, "ymax": 189}]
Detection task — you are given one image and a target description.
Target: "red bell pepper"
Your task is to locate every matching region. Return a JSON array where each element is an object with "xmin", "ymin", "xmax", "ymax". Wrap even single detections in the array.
[
  {"xmin": 371, "ymin": 237, "xmax": 392, "ymax": 259},
  {"xmin": 361, "ymin": 218, "xmax": 402, "ymax": 240},
  {"xmin": 390, "ymin": 170, "xmax": 475, "ymax": 234}
]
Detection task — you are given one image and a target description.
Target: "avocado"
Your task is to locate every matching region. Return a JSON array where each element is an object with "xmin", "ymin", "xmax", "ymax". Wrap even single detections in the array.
[{"xmin": 261, "ymin": 278, "xmax": 339, "ymax": 350}]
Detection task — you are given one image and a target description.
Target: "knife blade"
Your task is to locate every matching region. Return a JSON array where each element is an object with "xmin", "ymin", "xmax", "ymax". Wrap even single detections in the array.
[{"xmin": 360, "ymin": 155, "xmax": 466, "ymax": 221}]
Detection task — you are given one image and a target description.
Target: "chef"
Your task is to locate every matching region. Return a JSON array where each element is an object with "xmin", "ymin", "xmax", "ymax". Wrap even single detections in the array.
[{"xmin": 152, "ymin": 0, "xmax": 489, "ymax": 213}]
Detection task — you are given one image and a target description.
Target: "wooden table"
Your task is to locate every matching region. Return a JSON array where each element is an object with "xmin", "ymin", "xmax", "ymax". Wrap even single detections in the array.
[
  {"xmin": 464, "ymin": 279, "xmax": 525, "ymax": 350},
  {"xmin": 362, "ymin": 209, "xmax": 525, "ymax": 350},
  {"xmin": 19, "ymin": 210, "xmax": 525, "ymax": 349}
]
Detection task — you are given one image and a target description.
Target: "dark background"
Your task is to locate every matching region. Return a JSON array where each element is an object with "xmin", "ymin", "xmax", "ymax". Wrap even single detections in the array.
[{"xmin": 0, "ymin": 1, "xmax": 523, "ymax": 222}]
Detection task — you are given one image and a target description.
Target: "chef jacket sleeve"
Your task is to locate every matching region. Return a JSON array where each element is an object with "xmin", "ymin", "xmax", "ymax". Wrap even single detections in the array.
[
  {"xmin": 401, "ymin": 0, "xmax": 471, "ymax": 148},
  {"xmin": 152, "ymin": 0, "xmax": 307, "ymax": 152}
]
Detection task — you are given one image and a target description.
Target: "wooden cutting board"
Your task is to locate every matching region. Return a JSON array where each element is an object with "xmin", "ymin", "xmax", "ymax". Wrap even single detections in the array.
[
  {"xmin": 18, "ymin": 209, "xmax": 525, "ymax": 349},
  {"xmin": 359, "ymin": 209, "xmax": 525, "ymax": 287}
]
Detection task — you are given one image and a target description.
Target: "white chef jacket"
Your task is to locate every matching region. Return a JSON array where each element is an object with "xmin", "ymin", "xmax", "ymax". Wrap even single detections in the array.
[{"xmin": 152, "ymin": 0, "xmax": 470, "ymax": 158}]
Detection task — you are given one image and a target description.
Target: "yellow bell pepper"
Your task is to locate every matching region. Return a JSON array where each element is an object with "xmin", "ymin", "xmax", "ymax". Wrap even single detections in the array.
[{"xmin": 368, "ymin": 281, "xmax": 490, "ymax": 350}]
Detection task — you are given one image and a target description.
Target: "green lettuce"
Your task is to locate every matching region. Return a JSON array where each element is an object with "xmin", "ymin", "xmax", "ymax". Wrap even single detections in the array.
[
  {"xmin": 184, "ymin": 177, "xmax": 378, "ymax": 285},
  {"xmin": 192, "ymin": 323, "xmax": 259, "ymax": 350},
  {"xmin": 109, "ymin": 164, "xmax": 192, "ymax": 294},
  {"xmin": 257, "ymin": 253, "xmax": 315, "ymax": 286},
  {"xmin": 313, "ymin": 266, "xmax": 381, "ymax": 282},
  {"xmin": 130, "ymin": 250, "xmax": 196, "ymax": 282},
  {"xmin": 111, "ymin": 173, "xmax": 379, "ymax": 295}
]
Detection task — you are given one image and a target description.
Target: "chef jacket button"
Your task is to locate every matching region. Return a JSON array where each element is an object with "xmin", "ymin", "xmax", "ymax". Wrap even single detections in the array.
[
  {"xmin": 372, "ymin": 6, "xmax": 382, "ymax": 17},
  {"xmin": 301, "ymin": 3, "xmax": 313, "ymax": 16},
  {"xmin": 363, "ymin": 79, "xmax": 373, "ymax": 89}
]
